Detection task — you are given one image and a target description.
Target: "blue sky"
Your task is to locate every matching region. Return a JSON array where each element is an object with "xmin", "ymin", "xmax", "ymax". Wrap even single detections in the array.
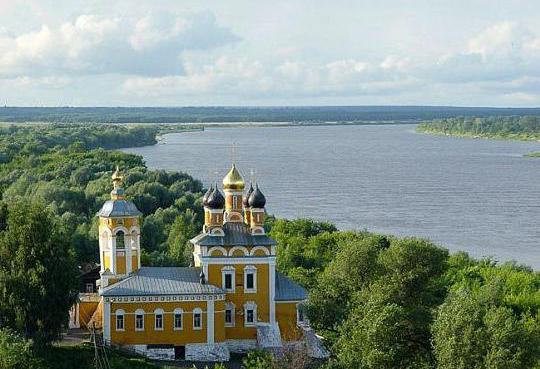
[{"xmin": 1, "ymin": 0, "xmax": 540, "ymax": 106}]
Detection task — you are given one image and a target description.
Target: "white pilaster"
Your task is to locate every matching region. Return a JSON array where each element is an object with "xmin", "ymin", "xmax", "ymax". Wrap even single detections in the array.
[
  {"xmin": 203, "ymin": 262, "xmax": 209, "ymax": 280},
  {"xmin": 99, "ymin": 235, "xmax": 105, "ymax": 273},
  {"xmin": 126, "ymin": 235, "xmax": 132, "ymax": 274},
  {"xmin": 137, "ymin": 234, "xmax": 141, "ymax": 269},
  {"xmin": 207, "ymin": 300, "xmax": 215, "ymax": 344},
  {"xmin": 103, "ymin": 300, "xmax": 111, "ymax": 343},
  {"xmin": 269, "ymin": 261, "xmax": 276, "ymax": 325},
  {"xmin": 110, "ymin": 236, "xmax": 116, "ymax": 274}
]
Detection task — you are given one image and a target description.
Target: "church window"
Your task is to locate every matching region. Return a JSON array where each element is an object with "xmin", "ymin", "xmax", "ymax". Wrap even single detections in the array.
[
  {"xmin": 154, "ymin": 309, "xmax": 164, "ymax": 330},
  {"xmin": 244, "ymin": 265, "xmax": 257, "ymax": 293},
  {"xmin": 244, "ymin": 301, "xmax": 257, "ymax": 327},
  {"xmin": 85, "ymin": 283, "xmax": 94, "ymax": 293},
  {"xmin": 221, "ymin": 266, "xmax": 235, "ymax": 293},
  {"xmin": 135, "ymin": 309, "xmax": 144, "ymax": 331},
  {"xmin": 116, "ymin": 230, "xmax": 125, "ymax": 249},
  {"xmin": 173, "ymin": 308, "xmax": 183, "ymax": 330},
  {"xmin": 233, "ymin": 195, "xmax": 238, "ymax": 209},
  {"xmin": 297, "ymin": 304, "xmax": 307, "ymax": 326},
  {"xmin": 225, "ymin": 302, "xmax": 235, "ymax": 327},
  {"xmin": 115, "ymin": 309, "xmax": 125, "ymax": 331},
  {"xmin": 193, "ymin": 308, "xmax": 202, "ymax": 330}
]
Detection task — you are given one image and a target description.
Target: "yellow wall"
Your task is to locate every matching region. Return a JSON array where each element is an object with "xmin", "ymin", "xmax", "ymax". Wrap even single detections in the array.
[
  {"xmin": 207, "ymin": 262, "xmax": 269, "ymax": 340},
  {"xmin": 116, "ymin": 254, "xmax": 126, "ymax": 275},
  {"xmin": 110, "ymin": 301, "xmax": 225, "ymax": 345},
  {"xmin": 276, "ymin": 302, "xmax": 303, "ymax": 341}
]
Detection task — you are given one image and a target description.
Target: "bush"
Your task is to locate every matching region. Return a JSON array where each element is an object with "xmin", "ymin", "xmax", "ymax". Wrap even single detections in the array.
[
  {"xmin": 0, "ymin": 329, "xmax": 35, "ymax": 369},
  {"xmin": 242, "ymin": 350, "xmax": 273, "ymax": 369}
]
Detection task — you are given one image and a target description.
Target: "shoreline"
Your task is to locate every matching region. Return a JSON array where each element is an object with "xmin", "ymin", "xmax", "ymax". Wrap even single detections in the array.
[{"xmin": 415, "ymin": 127, "xmax": 540, "ymax": 157}]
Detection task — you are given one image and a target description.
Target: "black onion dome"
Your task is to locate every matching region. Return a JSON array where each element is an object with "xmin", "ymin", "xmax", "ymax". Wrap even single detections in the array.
[
  {"xmin": 202, "ymin": 185, "xmax": 213, "ymax": 206},
  {"xmin": 206, "ymin": 188, "xmax": 225, "ymax": 209},
  {"xmin": 243, "ymin": 183, "xmax": 254, "ymax": 207},
  {"xmin": 248, "ymin": 184, "xmax": 266, "ymax": 208}
]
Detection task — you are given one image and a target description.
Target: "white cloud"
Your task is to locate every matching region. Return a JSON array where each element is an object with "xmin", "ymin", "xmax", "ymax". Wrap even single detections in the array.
[{"xmin": 0, "ymin": 11, "xmax": 239, "ymax": 78}]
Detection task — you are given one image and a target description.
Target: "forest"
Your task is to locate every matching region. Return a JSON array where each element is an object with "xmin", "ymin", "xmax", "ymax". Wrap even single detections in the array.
[
  {"xmin": 416, "ymin": 115, "xmax": 540, "ymax": 141},
  {"xmin": 0, "ymin": 123, "xmax": 538, "ymax": 369},
  {"xmin": 2, "ymin": 106, "xmax": 540, "ymax": 124}
]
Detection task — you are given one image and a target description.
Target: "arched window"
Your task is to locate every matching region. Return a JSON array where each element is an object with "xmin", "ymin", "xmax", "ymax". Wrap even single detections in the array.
[
  {"xmin": 244, "ymin": 301, "xmax": 257, "ymax": 327},
  {"xmin": 135, "ymin": 309, "xmax": 145, "ymax": 331},
  {"xmin": 244, "ymin": 265, "xmax": 257, "ymax": 293},
  {"xmin": 115, "ymin": 309, "xmax": 125, "ymax": 331},
  {"xmin": 225, "ymin": 302, "xmax": 235, "ymax": 327},
  {"xmin": 154, "ymin": 308, "xmax": 164, "ymax": 330},
  {"xmin": 221, "ymin": 266, "xmax": 235, "ymax": 293},
  {"xmin": 173, "ymin": 308, "xmax": 183, "ymax": 330},
  {"xmin": 193, "ymin": 308, "xmax": 203, "ymax": 330},
  {"xmin": 116, "ymin": 230, "xmax": 125, "ymax": 249}
]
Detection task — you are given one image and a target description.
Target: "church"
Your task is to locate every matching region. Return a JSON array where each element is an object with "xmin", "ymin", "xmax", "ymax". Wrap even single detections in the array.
[{"xmin": 70, "ymin": 164, "xmax": 326, "ymax": 361}]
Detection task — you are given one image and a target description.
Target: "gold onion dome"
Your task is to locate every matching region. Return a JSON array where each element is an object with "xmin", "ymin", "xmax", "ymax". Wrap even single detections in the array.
[
  {"xmin": 222, "ymin": 164, "xmax": 245, "ymax": 190},
  {"xmin": 112, "ymin": 166, "xmax": 123, "ymax": 188}
]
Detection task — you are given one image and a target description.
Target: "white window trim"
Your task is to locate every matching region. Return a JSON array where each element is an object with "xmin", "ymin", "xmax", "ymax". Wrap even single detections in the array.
[
  {"xmin": 221, "ymin": 266, "xmax": 235, "ymax": 293},
  {"xmin": 193, "ymin": 308, "xmax": 203, "ymax": 330},
  {"xmin": 154, "ymin": 308, "xmax": 164, "ymax": 331},
  {"xmin": 135, "ymin": 309, "xmax": 145, "ymax": 331},
  {"xmin": 244, "ymin": 301, "xmax": 257, "ymax": 327},
  {"xmin": 244, "ymin": 265, "xmax": 257, "ymax": 293},
  {"xmin": 224, "ymin": 302, "xmax": 235, "ymax": 328},
  {"xmin": 115, "ymin": 309, "xmax": 125, "ymax": 331},
  {"xmin": 173, "ymin": 308, "xmax": 183, "ymax": 331}
]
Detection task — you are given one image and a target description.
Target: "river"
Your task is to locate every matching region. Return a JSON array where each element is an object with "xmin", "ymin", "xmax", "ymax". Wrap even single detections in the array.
[{"xmin": 123, "ymin": 124, "xmax": 540, "ymax": 269}]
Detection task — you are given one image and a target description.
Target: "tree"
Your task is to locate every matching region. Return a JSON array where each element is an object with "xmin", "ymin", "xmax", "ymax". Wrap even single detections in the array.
[
  {"xmin": 0, "ymin": 200, "xmax": 78, "ymax": 347},
  {"xmin": 432, "ymin": 286, "xmax": 540, "ymax": 369},
  {"xmin": 323, "ymin": 237, "xmax": 448, "ymax": 369},
  {"xmin": 167, "ymin": 210, "xmax": 199, "ymax": 265},
  {"xmin": 307, "ymin": 235, "xmax": 388, "ymax": 335}
]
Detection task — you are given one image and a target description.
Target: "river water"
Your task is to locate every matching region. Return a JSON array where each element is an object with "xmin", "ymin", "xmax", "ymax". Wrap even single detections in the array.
[{"xmin": 123, "ymin": 124, "xmax": 540, "ymax": 269}]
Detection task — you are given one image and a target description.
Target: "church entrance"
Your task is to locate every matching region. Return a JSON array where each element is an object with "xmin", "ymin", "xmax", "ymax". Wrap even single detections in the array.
[{"xmin": 174, "ymin": 346, "xmax": 185, "ymax": 360}]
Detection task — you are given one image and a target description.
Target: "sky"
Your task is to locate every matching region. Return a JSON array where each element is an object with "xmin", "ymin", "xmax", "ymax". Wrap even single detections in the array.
[{"xmin": 1, "ymin": 0, "xmax": 540, "ymax": 107}]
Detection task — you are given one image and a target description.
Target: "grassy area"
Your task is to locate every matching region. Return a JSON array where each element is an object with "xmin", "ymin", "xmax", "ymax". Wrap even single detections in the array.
[{"xmin": 525, "ymin": 151, "xmax": 540, "ymax": 157}]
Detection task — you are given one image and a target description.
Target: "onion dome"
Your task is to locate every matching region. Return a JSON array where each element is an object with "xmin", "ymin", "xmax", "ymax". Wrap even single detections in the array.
[
  {"xmin": 243, "ymin": 183, "xmax": 254, "ymax": 207},
  {"xmin": 97, "ymin": 166, "xmax": 142, "ymax": 217},
  {"xmin": 110, "ymin": 166, "xmax": 125, "ymax": 200},
  {"xmin": 206, "ymin": 188, "xmax": 225, "ymax": 209},
  {"xmin": 223, "ymin": 164, "xmax": 245, "ymax": 190},
  {"xmin": 202, "ymin": 184, "xmax": 214, "ymax": 207},
  {"xmin": 248, "ymin": 184, "xmax": 266, "ymax": 208}
]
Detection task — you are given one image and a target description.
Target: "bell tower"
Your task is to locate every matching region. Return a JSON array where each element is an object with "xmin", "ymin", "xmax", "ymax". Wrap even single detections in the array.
[{"xmin": 97, "ymin": 167, "xmax": 142, "ymax": 288}]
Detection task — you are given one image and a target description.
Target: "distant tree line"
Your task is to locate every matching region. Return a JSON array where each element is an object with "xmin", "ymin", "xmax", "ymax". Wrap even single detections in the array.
[
  {"xmin": 2, "ymin": 106, "xmax": 540, "ymax": 123},
  {"xmin": 417, "ymin": 116, "xmax": 540, "ymax": 140}
]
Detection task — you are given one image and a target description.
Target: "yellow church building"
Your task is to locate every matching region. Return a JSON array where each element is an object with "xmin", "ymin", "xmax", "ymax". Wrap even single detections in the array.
[{"xmin": 76, "ymin": 164, "xmax": 326, "ymax": 361}]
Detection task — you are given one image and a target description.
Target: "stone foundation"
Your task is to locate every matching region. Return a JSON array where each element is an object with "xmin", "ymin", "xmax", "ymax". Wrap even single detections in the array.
[
  {"xmin": 185, "ymin": 343, "xmax": 230, "ymax": 362},
  {"xmin": 225, "ymin": 339, "xmax": 257, "ymax": 353}
]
